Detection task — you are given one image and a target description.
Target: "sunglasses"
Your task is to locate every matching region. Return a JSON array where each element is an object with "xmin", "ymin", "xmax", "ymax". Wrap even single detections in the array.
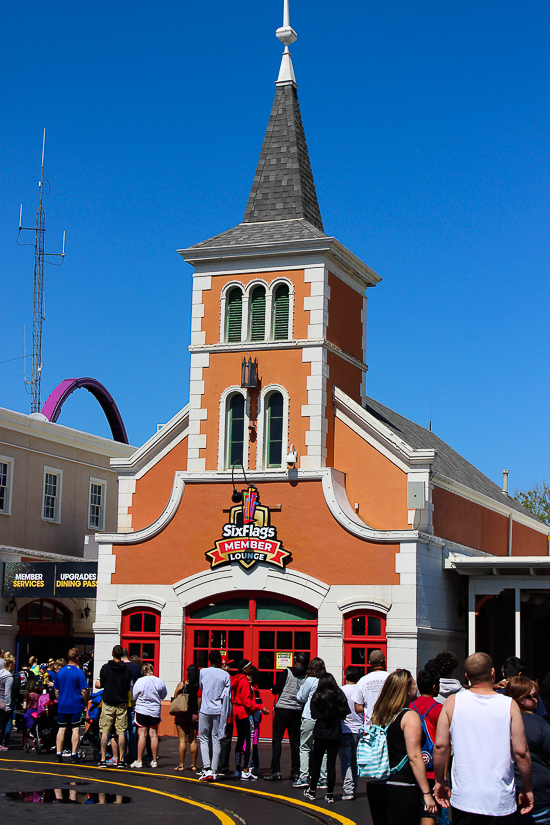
[{"xmin": 523, "ymin": 693, "xmax": 538, "ymax": 700}]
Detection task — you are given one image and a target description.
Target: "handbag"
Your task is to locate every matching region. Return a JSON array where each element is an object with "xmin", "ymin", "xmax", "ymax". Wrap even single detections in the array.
[
  {"xmin": 356, "ymin": 710, "xmax": 408, "ymax": 780},
  {"xmin": 169, "ymin": 688, "xmax": 189, "ymax": 716}
]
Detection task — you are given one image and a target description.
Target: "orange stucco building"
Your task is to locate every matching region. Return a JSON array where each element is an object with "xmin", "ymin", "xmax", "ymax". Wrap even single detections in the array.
[{"xmin": 94, "ymin": 17, "xmax": 550, "ymax": 718}]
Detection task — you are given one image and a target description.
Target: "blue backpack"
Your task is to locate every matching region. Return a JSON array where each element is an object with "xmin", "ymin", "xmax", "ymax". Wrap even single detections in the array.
[
  {"xmin": 356, "ymin": 710, "xmax": 408, "ymax": 780},
  {"xmin": 410, "ymin": 700, "xmax": 438, "ymax": 771}
]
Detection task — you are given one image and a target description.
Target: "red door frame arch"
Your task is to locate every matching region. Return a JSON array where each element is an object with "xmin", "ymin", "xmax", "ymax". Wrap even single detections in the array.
[
  {"xmin": 343, "ymin": 609, "xmax": 387, "ymax": 679},
  {"xmin": 184, "ymin": 592, "xmax": 318, "ymax": 738},
  {"xmin": 120, "ymin": 608, "xmax": 161, "ymax": 674}
]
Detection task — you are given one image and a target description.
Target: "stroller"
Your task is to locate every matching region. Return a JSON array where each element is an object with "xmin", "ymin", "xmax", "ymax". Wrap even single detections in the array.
[
  {"xmin": 24, "ymin": 693, "xmax": 58, "ymax": 755},
  {"xmin": 78, "ymin": 690, "xmax": 105, "ymax": 762}
]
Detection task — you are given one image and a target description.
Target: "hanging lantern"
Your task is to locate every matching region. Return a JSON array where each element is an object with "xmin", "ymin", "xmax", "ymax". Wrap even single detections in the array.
[{"xmin": 241, "ymin": 357, "xmax": 258, "ymax": 388}]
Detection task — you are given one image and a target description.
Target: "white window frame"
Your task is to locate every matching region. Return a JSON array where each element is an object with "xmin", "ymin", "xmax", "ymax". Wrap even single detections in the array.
[
  {"xmin": 218, "ymin": 387, "xmax": 249, "ymax": 471},
  {"xmin": 88, "ymin": 477, "xmax": 106, "ymax": 531},
  {"xmin": 268, "ymin": 277, "xmax": 294, "ymax": 341},
  {"xmin": 0, "ymin": 454, "xmax": 14, "ymax": 516},
  {"xmin": 256, "ymin": 384, "xmax": 290, "ymax": 470},
  {"xmin": 42, "ymin": 465, "xmax": 63, "ymax": 523},
  {"xmin": 245, "ymin": 279, "xmax": 269, "ymax": 342},
  {"xmin": 220, "ymin": 282, "xmax": 245, "ymax": 344}
]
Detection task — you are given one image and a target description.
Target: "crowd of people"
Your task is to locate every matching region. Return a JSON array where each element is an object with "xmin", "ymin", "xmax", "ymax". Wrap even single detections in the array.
[{"xmin": 1, "ymin": 644, "xmax": 549, "ymax": 823}]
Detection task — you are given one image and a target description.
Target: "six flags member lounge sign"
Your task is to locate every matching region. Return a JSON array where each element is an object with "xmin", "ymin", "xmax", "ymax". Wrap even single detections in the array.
[
  {"xmin": 206, "ymin": 486, "xmax": 291, "ymax": 571},
  {"xmin": 2, "ymin": 562, "xmax": 98, "ymax": 599}
]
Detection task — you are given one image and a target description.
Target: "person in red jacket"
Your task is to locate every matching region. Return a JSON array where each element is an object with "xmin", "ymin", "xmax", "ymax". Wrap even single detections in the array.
[{"xmin": 232, "ymin": 660, "xmax": 261, "ymax": 779}]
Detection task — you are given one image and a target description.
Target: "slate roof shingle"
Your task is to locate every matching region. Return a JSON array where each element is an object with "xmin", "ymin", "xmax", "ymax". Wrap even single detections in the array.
[
  {"xmin": 363, "ymin": 395, "xmax": 536, "ymax": 520},
  {"xmin": 185, "ymin": 218, "xmax": 330, "ymax": 251},
  {"xmin": 243, "ymin": 83, "xmax": 324, "ymax": 230}
]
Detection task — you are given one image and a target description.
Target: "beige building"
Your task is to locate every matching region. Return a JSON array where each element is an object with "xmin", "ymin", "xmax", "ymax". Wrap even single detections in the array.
[{"xmin": 0, "ymin": 407, "xmax": 134, "ymax": 663}]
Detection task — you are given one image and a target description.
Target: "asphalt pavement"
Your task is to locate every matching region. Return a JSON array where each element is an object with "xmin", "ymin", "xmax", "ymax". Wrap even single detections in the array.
[{"xmin": 0, "ymin": 734, "xmax": 374, "ymax": 825}]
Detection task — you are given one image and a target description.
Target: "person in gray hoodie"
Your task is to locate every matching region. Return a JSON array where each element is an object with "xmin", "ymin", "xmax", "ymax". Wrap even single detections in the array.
[{"xmin": 432, "ymin": 651, "xmax": 464, "ymax": 704}]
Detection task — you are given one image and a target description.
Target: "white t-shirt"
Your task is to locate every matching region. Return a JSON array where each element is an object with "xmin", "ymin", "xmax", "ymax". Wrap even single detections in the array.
[
  {"xmin": 340, "ymin": 683, "xmax": 363, "ymax": 734},
  {"xmin": 199, "ymin": 666, "xmax": 231, "ymax": 715},
  {"xmin": 352, "ymin": 670, "xmax": 389, "ymax": 728}
]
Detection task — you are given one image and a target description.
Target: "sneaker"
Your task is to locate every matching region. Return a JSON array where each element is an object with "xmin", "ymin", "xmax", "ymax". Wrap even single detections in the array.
[
  {"xmin": 97, "ymin": 760, "xmax": 107, "ymax": 768},
  {"xmin": 341, "ymin": 793, "xmax": 355, "ymax": 801},
  {"xmin": 0, "ymin": 746, "xmax": 8, "ymax": 752},
  {"xmin": 198, "ymin": 770, "xmax": 213, "ymax": 782},
  {"xmin": 303, "ymin": 788, "xmax": 316, "ymax": 801},
  {"xmin": 70, "ymin": 754, "xmax": 79, "ymax": 764},
  {"xmin": 130, "ymin": 761, "xmax": 142, "ymax": 769},
  {"xmin": 248, "ymin": 774, "xmax": 259, "ymax": 781},
  {"xmin": 293, "ymin": 780, "xmax": 309, "ymax": 788},
  {"xmin": 318, "ymin": 782, "xmax": 328, "ymax": 789},
  {"xmin": 263, "ymin": 772, "xmax": 283, "ymax": 781},
  {"xmin": 150, "ymin": 762, "xmax": 158, "ymax": 768},
  {"xmin": 240, "ymin": 771, "xmax": 254, "ymax": 780},
  {"xmin": 234, "ymin": 770, "xmax": 241, "ymax": 778},
  {"xmin": 62, "ymin": 749, "xmax": 71, "ymax": 757},
  {"xmin": 106, "ymin": 756, "xmax": 117, "ymax": 765},
  {"xmin": 56, "ymin": 753, "xmax": 63, "ymax": 763},
  {"xmin": 117, "ymin": 761, "xmax": 126, "ymax": 769},
  {"xmin": 206, "ymin": 772, "xmax": 216, "ymax": 782},
  {"xmin": 324, "ymin": 794, "xmax": 334, "ymax": 804}
]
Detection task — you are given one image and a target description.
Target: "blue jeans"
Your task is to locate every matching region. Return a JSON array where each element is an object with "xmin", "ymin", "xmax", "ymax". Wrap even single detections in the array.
[
  {"xmin": 339, "ymin": 732, "xmax": 359, "ymax": 796},
  {"xmin": 126, "ymin": 709, "xmax": 138, "ymax": 762}
]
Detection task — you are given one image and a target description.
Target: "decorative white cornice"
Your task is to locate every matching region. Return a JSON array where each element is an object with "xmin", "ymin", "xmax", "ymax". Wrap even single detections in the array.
[
  {"xmin": 110, "ymin": 405, "xmax": 189, "ymax": 476},
  {"xmin": 0, "ymin": 544, "xmax": 92, "ymax": 563},
  {"xmin": 333, "ymin": 387, "xmax": 435, "ymax": 473},
  {"xmin": 96, "ymin": 473, "xmax": 186, "ymax": 545},
  {"xmin": 179, "ymin": 234, "xmax": 380, "ymax": 291},
  {"xmin": 97, "ymin": 466, "xmax": 422, "ymax": 548},
  {"xmin": 0, "ymin": 407, "xmax": 135, "ymax": 459},
  {"xmin": 337, "ymin": 595, "xmax": 392, "ymax": 615},
  {"xmin": 117, "ymin": 594, "xmax": 167, "ymax": 612},
  {"xmin": 321, "ymin": 468, "xmax": 419, "ymax": 543},
  {"xmin": 188, "ymin": 339, "xmax": 367, "ymax": 372}
]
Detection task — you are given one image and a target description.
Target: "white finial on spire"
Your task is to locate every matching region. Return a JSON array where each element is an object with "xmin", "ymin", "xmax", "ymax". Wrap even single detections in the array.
[{"xmin": 276, "ymin": 0, "xmax": 298, "ymax": 86}]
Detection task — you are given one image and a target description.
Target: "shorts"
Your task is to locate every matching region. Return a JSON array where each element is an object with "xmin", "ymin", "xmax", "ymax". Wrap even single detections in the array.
[
  {"xmin": 174, "ymin": 712, "xmax": 199, "ymax": 726},
  {"xmin": 99, "ymin": 702, "xmax": 128, "ymax": 735},
  {"xmin": 136, "ymin": 712, "xmax": 161, "ymax": 729},
  {"xmin": 57, "ymin": 711, "xmax": 84, "ymax": 728}
]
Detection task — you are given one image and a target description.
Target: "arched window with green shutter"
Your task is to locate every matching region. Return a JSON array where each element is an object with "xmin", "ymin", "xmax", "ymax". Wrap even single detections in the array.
[
  {"xmin": 249, "ymin": 285, "xmax": 266, "ymax": 341},
  {"xmin": 266, "ymin": 392, "xmax": 284, "ymax": 467},
  {"xmin": 227, "ymin": 393, "xmax": 245, "ymax": 467},
  {"xmin": 272, "ymin": 283, "xmax": 290, "ymax": 340},
  {"xmin": 226, "ymin": 287, "xmax": 243, "ymax": 342}
]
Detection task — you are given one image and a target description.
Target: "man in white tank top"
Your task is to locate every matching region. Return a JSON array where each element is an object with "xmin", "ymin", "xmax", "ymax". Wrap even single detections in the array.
[{"xmin": 433, "ymin": 652, "xmax": 533, "ymax": 824}]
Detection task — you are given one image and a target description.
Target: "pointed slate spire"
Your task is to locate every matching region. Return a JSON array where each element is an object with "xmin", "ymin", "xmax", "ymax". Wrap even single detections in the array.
[{"xmin": 243, "ymin": 1, "xmax": 324, "ymax": 231}]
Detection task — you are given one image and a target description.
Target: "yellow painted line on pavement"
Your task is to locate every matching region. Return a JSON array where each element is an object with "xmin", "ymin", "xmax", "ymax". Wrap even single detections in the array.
[
  {"xmin": 0, "ymin": 759, "xmax": 357, "ymax": 825},
  {"xmin": 0, "ymin": 766, "xmax": 235, "ymax": 825}
]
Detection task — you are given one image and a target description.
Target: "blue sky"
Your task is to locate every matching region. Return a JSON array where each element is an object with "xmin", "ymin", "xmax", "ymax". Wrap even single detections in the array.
[{"xmin": 1, "ymin": 1, "xmax": 548, "ymax": 494}]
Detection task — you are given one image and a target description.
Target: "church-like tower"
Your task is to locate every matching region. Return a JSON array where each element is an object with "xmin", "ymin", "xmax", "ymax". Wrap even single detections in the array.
[{"xmin": 179, "ymin": 4, "xmax": 380, "ymax": 475}]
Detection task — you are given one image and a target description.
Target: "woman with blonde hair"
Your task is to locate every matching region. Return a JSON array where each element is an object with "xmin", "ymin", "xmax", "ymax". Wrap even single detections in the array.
[
  {"xmin": 367, "ymin": 669, "xmax": 437, "ymax": 824},
  {"xmin": 131, "ymin": 663, "xmax": 167, "ymax": 769},
  {"xmin": 504, "ymin": 676, "xmax": 550, "ymax": 823}
]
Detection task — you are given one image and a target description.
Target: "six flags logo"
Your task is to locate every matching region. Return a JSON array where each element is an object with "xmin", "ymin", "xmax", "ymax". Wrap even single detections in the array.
[{"xmin": 205, "ymin": 486, "xmax": 291, "ymax": 571}]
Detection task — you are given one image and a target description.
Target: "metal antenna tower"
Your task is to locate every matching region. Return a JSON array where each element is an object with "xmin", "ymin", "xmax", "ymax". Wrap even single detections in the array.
[{"xmin": 17, "ymin": 129, "xmax": 65, "ymax": 413}]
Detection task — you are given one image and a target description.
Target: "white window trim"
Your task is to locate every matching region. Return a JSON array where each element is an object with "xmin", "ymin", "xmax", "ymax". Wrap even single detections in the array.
[
  {"xmin": 269, "ymin": 277, "xmax": 294, "ymax": 341},
  {"xmin": 256, "ymin": 384, "xmax": 290, "ymax": 470},
  {"xmin": 88, "ymin": 476, "xmax": 107, "ymax": 531},
  {"xmin": 42, "ymin": 465, "xmax": 63, "ymax": 524},
  {"xmin": 220, "ymin": 282, "xmax": 245, "ymax": 343},
  {"xmin": 245, "ymin": 279, "xmax": 269, "ymax": 342},
  {"xmin": 218, "ymin": 387, "xmax": 249, "ymax": 471},
  {"xmin": 0, "ymin": 454, "xmax": 14, "ymax": 516}
]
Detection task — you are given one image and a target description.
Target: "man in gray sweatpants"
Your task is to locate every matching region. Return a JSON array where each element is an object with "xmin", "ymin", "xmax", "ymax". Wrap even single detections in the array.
[{"xmin": 198, "ymin": 650, "xmax": 231, "ymax": 781}]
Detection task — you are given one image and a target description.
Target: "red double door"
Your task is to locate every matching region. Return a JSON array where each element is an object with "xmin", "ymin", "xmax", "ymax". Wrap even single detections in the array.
[{"xmin": 184, "ymin": 595, "xmax": 318, "ymax": 739}]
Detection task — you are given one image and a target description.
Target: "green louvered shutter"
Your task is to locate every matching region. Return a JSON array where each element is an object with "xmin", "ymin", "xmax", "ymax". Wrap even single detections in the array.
[
  {"xmin": 226, "ymin": 287, "xmax": 243, "ymax": 342},
  {"xmin": 250, "ymin": 286, "xmax": 266, "ymax": 341},
  {"xmin": 273, "ymin": 284, "xmax": 289, "ymax": 340}
]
